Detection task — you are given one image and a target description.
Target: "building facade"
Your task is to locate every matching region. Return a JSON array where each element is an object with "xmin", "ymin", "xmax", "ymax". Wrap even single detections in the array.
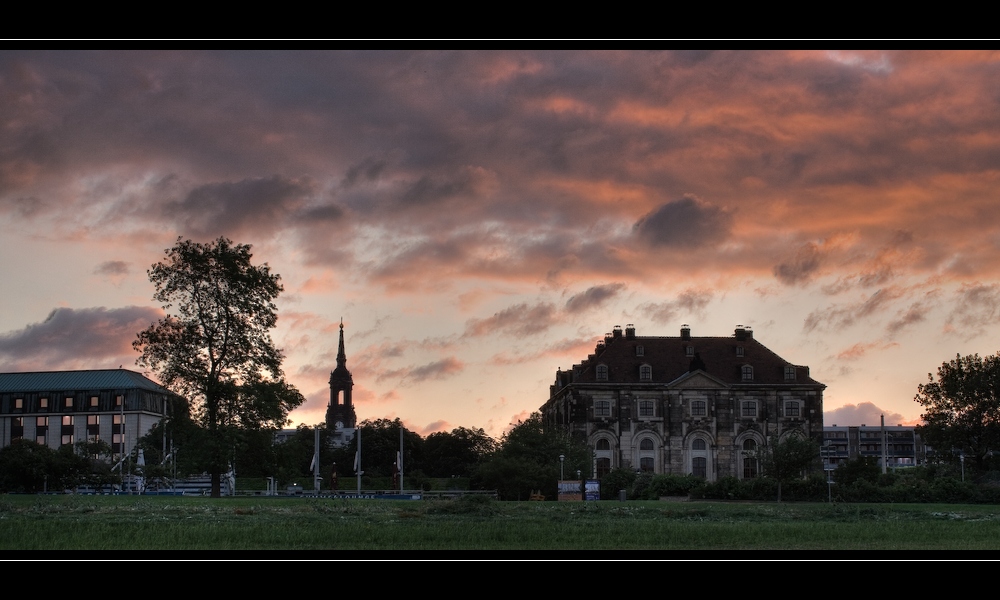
[
  {"xmin": 822, "ymin": 424, "xmax": 928, "ymax": 469},
  {"xmin": 541, "ymin": 325, "xmax": 825, "ymax": 481},
  {"xmin": 0, "ymin": 369, "xmax": 182, "ymax": 457}
]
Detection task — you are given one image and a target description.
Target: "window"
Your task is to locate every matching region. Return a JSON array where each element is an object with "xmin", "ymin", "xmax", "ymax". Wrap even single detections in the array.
[
  {"xmin": 595, "ymin": 401, "xmax": 611, "ymax": 417},
  {"xmin": 639, "ymin": 400, "xmax": 654, "ymax": 417},
  {"xmin": 692, "ymin": 457, "xmax": 707, "ymax": 478},
  {"xmin": 14, "ymin": 398, "xmax": 23, "ymax": 409},
  {"xmin": 596, "ymin": 457, "xmax": 612, "ymax": 478},
  {"xmin": 692, "ymin": 438, "xmax": 706, "ymax": 450},
  {"xmin": 596, "ymin": 364, "xmax": 608, "ymax": 381},
  {"xmin": 742, "ymin": 365, "xmax": 753, "ymax": 381},
  {"xmin": 742, "ymin": 400, "xmax": 757, "ymax": 418},
  {"xmin": 691, "ymin": 400, "xmax": 706, "ymax": 417},
  {"xmin": 685, "ymin": 346, "xmax": 694, "ymax": 357},
  {"xmin": 36, "ymin": 416, "xmax": 48, "ymax": 446},
  {"xmin": 640, "ymin": 457, "xmax": 655, "ymax": 472},
  {"xmin": 784, "ymin": 366, "xmax": 796, "ymax": 381},
  {"xmin": 636, "ymin": 345, "xmax": 644, "ymax": 357},
  {"xmin": 65, "ymin": 397, "xmax": 73, "ymax": 408},
  {"xmin": 87, "ymin": 415, "xmax": 100, "ymax": 441},
  {"xmin": 39, "ymin": 398, "xmax": 48, "ymax": 409},
  {"xmin": 736, "ymin": 346, "xmax": 744, "ymax": 357},
  {"xmin": 639, "ymin": 364, "xmax": 652, "ymax": 381},
  {"xmin": 115, "ymin": 395, "xmax": 123, "ymax": 407},
  {"xmin": 62, "ymin": 415, "xmax": 73, "ymax": 427},
  {"xmin": 784, "ymin": 401, "xmax": 800, "ymax": 417},
  {"xmin": 36, "ymin": 416, "xmax": 49, "ymax": 428},
  {"xmin": 90, "ymin": 396, "xmax": 99, "ymax": 407},
  {"xmin": 742, "ymin": 439, "xmax": 759, "ymax": 479},
  {"xmin": 640, "ymin": 438, "xmax": 654, "ymax": 451},
  {"xmin": 596, "ymin": 439, "xmax": 611, "ymax": 451},
  {"xmin": 11, "ymin": 417, "xmax": 23, "ymax": 441}
]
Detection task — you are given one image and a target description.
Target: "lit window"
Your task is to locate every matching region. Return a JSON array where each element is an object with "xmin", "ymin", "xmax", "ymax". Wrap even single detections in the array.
[
  {"xmin": 736, "ymin": 346, "xmax": 744, "ymax": 357},
  {"xmin": 742, "ymin": 365, "xmax": 753, "ymax": 381},
  {"xmin": 686, "ymin": 346, "xmax": 694, "ymax": 357},
  {"xmin": 36, "ymin": 435, "xmax": 47, "ymax": 445},
  {"xmin": 595, "ymin": 401, "xmax": 611, "ymax": 417},
  {"xmin": 115, "ymin": 395, "xmax": 123, "ymax": 407},
  {"xmin": 784, "ymin": 366, "xmax": 796, "ymax": 381},
  {"xmin": 39, "ymin": 398, "xmax": 48, "ymax": 409},
  {"xmin": 742, "ymin": 401, "xmax": 757, "ymax": 418},
  {"xmin": 639, "ymin": 400, "xmax": 654, "ymax": 417},
  {"xmin": 14, "ymin": 398, "xmax": 23, "ymax": 409},
  {"xmin": 640, "ymin": 364, "xmax": 652, "ymax": 381},
  {"xmin": 113, "ymin": 414, "xmax": 124, "ymax": 425},
  {"xmin": 691, "ymin": 400, "xmax": 706, "ymax": 417},
  {"xmin": 65, "ymin": 397, "xmax": 73, "ymax": 408},
  {"xmin": 36, "ymin": 416, "xmax": 48, "ymax": 428},
  {"xmin": 636, "ymin": 345, "xmax": 644, "ymax": 357},
  {"xmin": 784, "ymin": 401, "xmax": 800, "ymax": 417},
  {"xmin": 596, "ymin": 364, "xmax": 608, "ymax": 381},
  {"xmin": 61, "ymin": 434, "xmax": 74, "ymax": 446},
  {"xmin": 90, "ymin": 396, "xmax": 99, "ymax": 407},
  {"xmin": 62, "ymin": 415, "xmax": 73, "ymax": 426}
]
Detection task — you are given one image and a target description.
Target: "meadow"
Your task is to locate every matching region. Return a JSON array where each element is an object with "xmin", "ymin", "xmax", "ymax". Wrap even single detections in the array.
[{"xmin": 1, "ymin": 494, "xmax": 998, "ymax": 551}]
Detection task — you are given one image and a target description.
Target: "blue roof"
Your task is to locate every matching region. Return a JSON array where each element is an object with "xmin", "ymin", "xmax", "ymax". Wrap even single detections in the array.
[{"xmin": 0, "ymin": 369, "xmax": 175, "ymax": 395}]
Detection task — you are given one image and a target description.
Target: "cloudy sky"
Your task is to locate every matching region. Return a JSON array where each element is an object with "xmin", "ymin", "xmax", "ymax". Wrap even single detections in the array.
[{"xmin": 2, "ymin": 50, "xmax": 998, "ymax": 437}]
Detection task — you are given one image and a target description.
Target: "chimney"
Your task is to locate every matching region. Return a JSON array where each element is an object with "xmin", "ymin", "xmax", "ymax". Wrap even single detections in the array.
[
  {"xmin": 735, "ymin": 325, "xmax": 747, "ymax": 341},
  {"xmin": 596, "ymin": 341, "xmax": 605, "ymax": 353},
  {"xmin": 625, "ymin": 324, "xmax": 635, "ymax": 339},
  {"xmin": 681, "ymin": 324, "xmax": 691, "ymax": 340},
  {"xmin": 604, "ymin": 332, "xmax": 613, "ymax": 345},
  {"xmin": 612, "ymin": 325, "xmax": 622, "ymax": 338}
]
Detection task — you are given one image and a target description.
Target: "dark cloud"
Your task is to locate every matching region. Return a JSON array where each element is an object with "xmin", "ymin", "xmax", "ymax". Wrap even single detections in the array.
[
  {"xmin": 638, "ymin": 290, "xmax": 713, "ymax": 325},
  {"xmin": 825, "ymin": 402, "xmax": 910, "ymax": 427},
  {"xmin": 803, "ymin": 288, "xmax": 903, "ymax": 333},
  {"xmin": 564, "ymin": 283, "xmax": 626, "ymax": 313},
  {"xmin": 774, "ymin": 242, "xmax": 822, "ymax": 285},
  {"xmin": 341, "ymin": 158, "xmax": 387, "ymax": 189},
  {"xmin": 947, "ymin": 283, "xmax": 1000, "ymax": 335},
  {"xmin": 167, "ymin": 176, "xmax": 314, "ymax": 238},
  {"xmin": 633, "ymin": 196, "xmax": 733, "ymax": 249},
  {"xmin": 408, "ymin": 357, "xmax": 464, "ymax": 382},
  {"xmin": 0, "ymin": 306, "xmax": 163, "ymax": 371},
  {"xmin": 94, "ymin": 260, "xmax": 129, "ymax": 276},
  {"xmin": 885, "ymin": 292, "xmax": 939, "ymax": 336},
  {"xmin": 464, "ymin": 303, "xmax": 557, "ymax": 337}
]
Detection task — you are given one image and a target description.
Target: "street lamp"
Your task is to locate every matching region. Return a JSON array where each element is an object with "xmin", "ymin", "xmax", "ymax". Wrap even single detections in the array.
[{"xmin": 559, "ymin": 454, "xmax": 565, "ymax": 480}]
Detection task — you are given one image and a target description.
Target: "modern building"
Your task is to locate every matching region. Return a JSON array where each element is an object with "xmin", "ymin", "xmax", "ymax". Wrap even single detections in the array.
[
  {"xmin": 0, "ymin": 369, "xmax": 182, "ymax": 458},
  {"xmin": 541, "ymin": 324, "xmax": 825, "ymax": 481},
  {"xmin": 822, "ymin": 424, "xmax": 927, "ymax": 469}
]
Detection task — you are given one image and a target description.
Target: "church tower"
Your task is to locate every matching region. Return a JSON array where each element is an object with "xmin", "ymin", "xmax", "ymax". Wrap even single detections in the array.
[{"xmin": 326, "ymin": 320, "xmax": 357, "ymax": 430}]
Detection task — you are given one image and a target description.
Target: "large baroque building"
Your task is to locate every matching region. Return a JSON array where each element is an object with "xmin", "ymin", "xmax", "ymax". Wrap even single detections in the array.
[
  {"xmin": 0, "ymin": 369, "xmax": 182, "ymax": 457},
  {"xmin": 541, "ymin": 324, "xmax": 825, "ymax": 481}
]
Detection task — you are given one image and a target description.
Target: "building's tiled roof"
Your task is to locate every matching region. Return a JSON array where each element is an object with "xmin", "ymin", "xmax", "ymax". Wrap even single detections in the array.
[
  {"xmin": 561, "ymin": 326, "xmax": 824, "ymax": 388},
  {"xmin": 0, "ymin": 369, "xmax": 175, "ymax": 395}
]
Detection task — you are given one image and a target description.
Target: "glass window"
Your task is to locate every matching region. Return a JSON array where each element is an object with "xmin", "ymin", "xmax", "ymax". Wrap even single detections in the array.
[
  {"xmin": 14, "ymin": 398, "xmax": 23, "ymax": 409},
  {"xmin": 36, "ymin": 416, "xmax": 48, "ymax": 427},
  {"xmin": 62, "ymin": 415, "xmax": 74, "ymax": 427},
  {"xmin": 640, "ymin": 457, "xmax": 654, "ymax": 472},
  {"xmin": 65, "ymin": 397, "xmax": 73, "ymax": 408},
  {"xmin": 639, "ymin": 400, "xmax": 654, "ymax": 417},
  {"xmin": 693, "ymin": 438, "xmax": 706, "ymax": 450},
  {"xmin": 736, "ymin": 346, "xmax": 744, "ymax": 357},
  {"xmin": 742, "ymin": 401, "xmax": 757, "ymax": 418},
  {"xmin": 784, "ymin": 401, "xmax": 800, "ymax": 417},
  {"xmin": 743, "ymin": 439, "xmax": 759, "ymax": 479},
  {"xmin": 692, "ymin": 457, "xmax": 707, "ymax": 478},
  {"xmin": 640, "ymin": 438, "xmax": 654, "ymax": 451},
  {"xmin": 635, "ymin": 345, "xmax": 644, "ymax": 357},
  {"xmin": 640, "ymin": 365, "xmax": 652, "ymax": 381},
  {"xmin": 742, "ymin": 365, "xmax": 753, "ymax": 381},
  {"xmin": 686, "ymin": 346, "xmax": 694, "ymax": 357},
  {"xmin": 597, "ymin": 457, "xmax": 612, "ymax": 478},
  {"xmin": 784, "ymin": 366, "xmax": 796, "ymax": 380},
  {"xmin": 90, "ymin": 396, "xmax": 99, "ymax": 407},
  {"xmin": 691, "ymin": 400, "xmax": 706, "ymax": 417},
  {"xmin": 595, "ymin": 401, "xmax": 611, "ymax": 417},
  {"xmin": 39, "ymin": 398, "xmax": 48, "ymax": 409},
  {"xmin": 596, "ymin": 365, "xmax": 608, "ymax": 381},
  {"xmin": 596, "ymin": 439, "xmax": 611, "ymax": 451},
  {"xmin": 115, "ymin": 395, "xmax": 123, "ymax": 407}
]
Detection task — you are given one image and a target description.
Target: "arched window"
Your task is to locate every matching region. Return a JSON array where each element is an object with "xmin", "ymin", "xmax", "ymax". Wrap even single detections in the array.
[
  {"xmin": 640, "ymin": 364, "xmax": 652, "ymax": 381},
  {"xmin": 637, "ymin": 437, "xmax": 656, "ymax": 473},
  {"xmin": 596, "ymin": 438, "xmax": 611, "ymax": 451},
  {"xmin": 689, "ymin": 437, "xmax": 710, "ymax": 479},
  {"xmin": 693, "ymin": 438, "xmax": 706, "ymax": 450},
  {"xmin": 640, "ymin": 438, "xmax": 654, "ymax": 451}
]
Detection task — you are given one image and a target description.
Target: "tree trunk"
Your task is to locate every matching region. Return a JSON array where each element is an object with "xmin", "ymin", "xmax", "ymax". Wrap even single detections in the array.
[{"xmin": 211, "ymin": 471, "xmax": 221, "ymax": 498}]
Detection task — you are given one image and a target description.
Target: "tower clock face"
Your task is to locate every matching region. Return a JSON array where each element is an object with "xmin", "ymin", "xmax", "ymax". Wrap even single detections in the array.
[{"xmin": 336, "ymin": 421, "xmax": 344, "ymax": 429}]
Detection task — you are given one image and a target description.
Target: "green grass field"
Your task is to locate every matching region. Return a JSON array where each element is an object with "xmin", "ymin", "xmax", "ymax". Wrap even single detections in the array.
[{"xmin": 2, "ymin": 495, "xmax": 998, "ymax": 550}]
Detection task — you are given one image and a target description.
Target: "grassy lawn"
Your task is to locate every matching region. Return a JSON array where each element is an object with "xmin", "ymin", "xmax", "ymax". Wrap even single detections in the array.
[{"xmin": 1, "ymin": 495, "xmax": 998, "ymax": 550}]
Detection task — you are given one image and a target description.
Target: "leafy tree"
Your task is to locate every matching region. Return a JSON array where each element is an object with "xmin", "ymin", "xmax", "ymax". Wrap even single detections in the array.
[
  {"xmin": 346, "ymin": 418, "xmax": 424, "ymax": 478},
  {"xmin": 473, "ymin": 413, "xmax": 589, "ymax": 500},
  {"xmin": 833, "ymin": 456, "xmax": 881, "ymax": 487},
  {"xmin": 134, "ymin": 237, "xmax": 305, "ymax": 497},
  {"xmin": 915, "ymin": 353, "xmax": 1000, "ymax": 472},
  {"xmin": 423, "ymin": 426, "xmax": 496, "ymax": 478},
  {"xmin": 759, "ymin": 435, "xmax": 820, "ymax": 502}
]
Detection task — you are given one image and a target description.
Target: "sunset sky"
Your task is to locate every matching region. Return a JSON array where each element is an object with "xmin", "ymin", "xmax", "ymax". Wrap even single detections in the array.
[{"xmin": 2, "ymin": 50, "xmax": 999, "ymax": 438}]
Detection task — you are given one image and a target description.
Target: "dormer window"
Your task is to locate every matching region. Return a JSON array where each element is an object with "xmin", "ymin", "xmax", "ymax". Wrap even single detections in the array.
[
  {"xmin": 736, "ymin": 346, "xmax": 744, "ymax": 357},
  {"xmin": 596, "ymin": 364, "xmax": 608, "ymax": 381},
  {"xmin": 784, "ymin": 366, "xmax": 796, "ymax": 381},
  {"xmin": 640, "ymin": 364, "xmax": 652, "ymax": 381},
  {"xmin": 685, "ymin": 346, "xmax": 694, "ymax": 357},
  {"xmin": 636, "ymin": 345, "xmax": 644, "ymax": 357},
  {"xmin": 742, "ymin": 365, "xmax": 754, "ymax": 381}
]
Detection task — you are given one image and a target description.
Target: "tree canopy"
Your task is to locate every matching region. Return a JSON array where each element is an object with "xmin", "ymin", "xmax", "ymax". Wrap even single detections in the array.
[
  {"xmin": 759, "ymin": 434, "xmax": 819, "ymax": 502},
  {"xmin": 134, "ymin": 237, "xmax": 304, "ymax": 496},
  {"xmin": 915, "ymin": 352, "xmax": 1000, "ymax": 472}
]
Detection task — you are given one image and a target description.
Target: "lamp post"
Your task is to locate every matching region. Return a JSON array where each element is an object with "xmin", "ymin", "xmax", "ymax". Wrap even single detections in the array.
[{"xmin": 559, "ymin": 454, "xmax": 565, "ymax": 480}]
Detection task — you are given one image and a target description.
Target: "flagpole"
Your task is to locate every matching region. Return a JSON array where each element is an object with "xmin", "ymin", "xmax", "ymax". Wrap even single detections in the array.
[
  {"xmin": 356, "ymin": 427, "xmax": 362, "ymax": 494},
  {"xmin": 398, "ymin": 426, "xmax": 404, "ymax": 492}
]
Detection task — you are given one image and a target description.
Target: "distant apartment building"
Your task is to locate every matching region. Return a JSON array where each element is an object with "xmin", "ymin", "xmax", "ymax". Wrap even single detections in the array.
[
  {"xmin": 0, "ymin": 369, "xmax": 182, "ymax": 458},
  {"xmin": 822, "ymin": 424, "xmax": 928, "ymax": 469}
]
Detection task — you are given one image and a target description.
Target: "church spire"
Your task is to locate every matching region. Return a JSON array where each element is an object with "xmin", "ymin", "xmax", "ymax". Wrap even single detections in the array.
[{"xmin": 337, "ymin": 317, "xmax": 347, "ymax": 369}]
